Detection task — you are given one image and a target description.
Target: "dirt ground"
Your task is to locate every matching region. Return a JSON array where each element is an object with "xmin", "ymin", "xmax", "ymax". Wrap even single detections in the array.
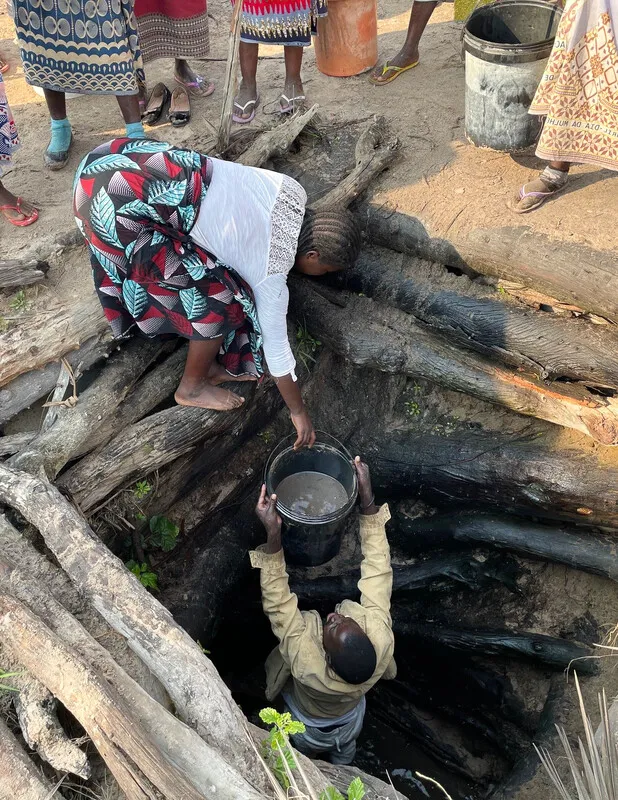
[{"xmin": 2, "ymin": 0, "xmax": 618, "ymax": 263}]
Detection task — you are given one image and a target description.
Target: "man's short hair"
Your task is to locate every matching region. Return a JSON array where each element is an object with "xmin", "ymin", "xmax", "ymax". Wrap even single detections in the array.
[{"xmin": 329, "ymin": 630, "xmax": 377, "ymax": 685}]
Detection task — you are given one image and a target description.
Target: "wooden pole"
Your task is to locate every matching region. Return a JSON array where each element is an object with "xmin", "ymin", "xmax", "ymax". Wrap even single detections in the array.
[{"xmin": 216, "ymin": 0, "xmax": 244, "ymax": 154}]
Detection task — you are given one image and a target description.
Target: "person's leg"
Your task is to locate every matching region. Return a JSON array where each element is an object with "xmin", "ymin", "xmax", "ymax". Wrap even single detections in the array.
[
  {"xmin": 234, "ymin": 42, "xmax": 259, "ymax": 121},
  {"xmin": 281, "ymin": 45, "xmax": 304, "ymax": 111},
  {"xmin": 512, "ymin": 160, "xmax": 571, "ymax": 213},
  {"xmin": 0, "ymin": 179, "xmax": 38, "ymax": 225},
  {"xmin": 371, "ymin": 0, "xmax": 437, "ymax": 83},
  {"xmin": 175, "ymin": 338, "xmax": 255, "ymax": 410},
  {"xmin": 174, "ymin": 58, "xmax": 215, "ymax": 97},
  {"xmin": 116, "ymin": 95, "xmax": 145, "ymax": 137},
  {"xmin": 43, "ymin": 89, "xmax": 72, "ymax": 169}
]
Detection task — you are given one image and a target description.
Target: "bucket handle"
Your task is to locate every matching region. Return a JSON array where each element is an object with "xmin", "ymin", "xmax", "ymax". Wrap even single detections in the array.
[{"xmin": 263, "ymin": 430, "xmax": 358, "ymax": 492}]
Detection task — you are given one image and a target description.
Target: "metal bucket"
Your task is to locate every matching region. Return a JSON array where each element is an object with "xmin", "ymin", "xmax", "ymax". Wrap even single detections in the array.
[
  {"xmin": 265, "ymin": 432, "xmax": 358, "ymax": 567},
  {"xmin": 463, "ymin": 0, "xmax": 562, "ymax": 151}
]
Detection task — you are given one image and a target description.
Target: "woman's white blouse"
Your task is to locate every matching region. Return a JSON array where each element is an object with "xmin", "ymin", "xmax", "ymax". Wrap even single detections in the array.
[{"xmin": 190, "ymin": 157, "xmax": 307, "ymax": 379}]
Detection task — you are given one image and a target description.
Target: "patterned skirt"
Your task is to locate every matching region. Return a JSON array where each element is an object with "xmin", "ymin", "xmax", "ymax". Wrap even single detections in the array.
[
  {"xmin": 73, "ymin": 138, "xmax": 263, "ymax": 378},
  {"xmin": 238, "ymin": 0, "xmax": 328, "ymax": 46},
  {"xmin": 0, "ymin": 75, "xmax": 20, "ymax": 177},
  {"xmin": 11, "ymin": 0, "xmax": 144, "ymax": 95},
  {"xmin": 530, "ymin": 0, "xmax": 618, "ymax": 170},
  {"xmin": 134, "ymin": 0, "xmax": 210, "ymax": 63}
]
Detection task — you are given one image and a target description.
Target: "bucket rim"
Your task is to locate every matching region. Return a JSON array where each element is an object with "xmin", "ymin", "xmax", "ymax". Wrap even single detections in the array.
[
  {"xmin": 463, "ymin": 0, "xmax": 562, "ymax": 55},
  {"xmin": 265, "ymin": 431, "xmax": 359, "ymax": 525}
]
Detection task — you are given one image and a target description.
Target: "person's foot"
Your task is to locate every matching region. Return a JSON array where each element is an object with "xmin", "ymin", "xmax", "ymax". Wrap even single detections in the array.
[
  {"xmin": 354, "ymin": 456, "xmax": 376, "ymax": 512},
  {"xmin": 175, "ymin": 378, "xmax": 245, "ymax": 411},
  {"xmin": 207, "ymin": 361, "xmax": 257, "ymax": 385},
  {"xmin": 370, "ymin": 49, "xmax": 419, "ymax": 85},
  {"xmin": 45, "ymin": 118, "xmax": 72, "ymax": 170},
  {"xmin": 0, "ymin": 187, "xmax": 38, "ymax": 227},
  {"xmin": 174, "ymin": 60, "xmax": 215, "ymax": 98},
  {"xmin": 233, "ymin": 81, "xmax": 259, "ymax": 122},
  {"xmin": 280, "ymin": 77, "xmax": 305, "ymax": 113},
  {"xmin": 511, "ymin": 167, "xmax": 569, "ymax": 213}
]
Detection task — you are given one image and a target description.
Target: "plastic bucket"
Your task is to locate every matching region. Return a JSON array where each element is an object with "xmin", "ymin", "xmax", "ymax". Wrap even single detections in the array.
[
  {"xmin": 314, "ymin": 0, "xmax": 378, "ymax": 77},
  {"xmin": 265, "ymin": 432, "xmax": 358, "ymax": 566},
  {"xmin": 463, "ymin": 0, "xmax": 561, "ymax": 151}
]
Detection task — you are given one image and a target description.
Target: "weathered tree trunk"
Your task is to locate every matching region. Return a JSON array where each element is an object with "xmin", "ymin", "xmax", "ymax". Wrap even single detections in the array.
[
  {"xmin": 313, "ymin": 117, "xmax": 399, "ymax": 211},
  {"xmin": 362, "ymin": 205, "xmax": 618, "ymax": 323},
  {"xmin": 0, "ymin": 463, "xmax": 271, "ymax": 792},
  {"xmin": 393, "ymin": 621, "xmax": 596, "ymax": 674},
  {"xmin": 289, "ymin": 280, "xmax": 618, "ymax": 445},
  {"xmin": 238, "ymin": 104, "xmax": 320, "ymax": 166},
  {"xmin": 394, "ymin": 512, "xmax": 618, "ymax": 580},
  {"xmin": 0, "ymin": 432, "xmax": 36, "ymax": 457},
  {"xmin": 0, "ymin": 259, "xmax": 49, "ymax": 289},
  {"xmin": 9, "ymin": 338, "xmax": 163, "ymax": 479},
  {"xmin": 337, "ymin": 248, "xmax": 618, "ymax": 388},
  {"xmin": 0, "ymin": 334, "xmax": 112, "ymax": 426},
  {"xmin": 361, "ymin": 429, "xmax": 618, "ymax": 528},
  {"xmin": 59, "ymin": 380, "xmax": 272, "ymax": 512},
  {"xmin": 0, "ymin": 717, "xmax": 67, "ymax": 800}
]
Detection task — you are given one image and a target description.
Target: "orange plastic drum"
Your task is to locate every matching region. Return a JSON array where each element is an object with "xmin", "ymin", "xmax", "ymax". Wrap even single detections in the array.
[{"xmin": 314, "ymin": 0, "xmax": 378, "ymax": 77}]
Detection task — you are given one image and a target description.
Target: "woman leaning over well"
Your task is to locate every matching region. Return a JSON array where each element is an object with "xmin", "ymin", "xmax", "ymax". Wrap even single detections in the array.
[{"xmin": 73, "ymin": 138, "xmax": 362, "ymax": 449}]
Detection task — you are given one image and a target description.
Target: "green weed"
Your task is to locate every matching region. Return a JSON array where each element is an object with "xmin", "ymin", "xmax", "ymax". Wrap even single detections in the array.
[
  {"xmin": 126, "ymin": 560, "xmax": 159, "ymax": 591},
  {"xmin": 296, "ymin": 324, "xmax": 321, "ymax": 371},
  {"xmin": 405, "ymin": 400, "xmax": 421, "ymax": 417},
  {"xmin": 9, "ymin": 290, "xmax": 28, "ymax": 313},
  {"xmin": 148, "ymin": 515, "xmax": 179, "ymax": 552},
  {"xmin": 0, "ymin": 669, "xmax": 24, "ymax": 692},
  {"xmin": 133, "ymin": 480, "xmax": 152, "ymax": 500}
]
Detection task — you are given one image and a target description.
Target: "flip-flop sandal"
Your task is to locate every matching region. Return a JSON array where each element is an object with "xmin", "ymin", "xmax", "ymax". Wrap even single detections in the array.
[
  {"xmin": 142, "ymin": 82, "xmax": 171, "ymax": 125},
  {"xmin": 0, "ymin": 58, "xmax": 9, "ymax": 74},
  {"xmin": 232, "ymin": 95, "xmax": 259, "ymax": 124},
  {"xmin": 0, "ymin": 198, "xmax": 39, "ymax": 227},
  {"xmin": 168, "ymin": 86, "xmax": 191, "ymax": 127},
  {"xmin": 175, "ymin": 74, "xmax": 215, "ymax": 98},
  {"xmin": 369, "ymin": 60, "xmax": 419, "ymax": 85},
  {"xmin": 511, "ymin": 182, "xmax": 565, "ymax": 214},
  {"xmin": 278, "ymin": 93, "xmax": 306, "ymax": 114}
]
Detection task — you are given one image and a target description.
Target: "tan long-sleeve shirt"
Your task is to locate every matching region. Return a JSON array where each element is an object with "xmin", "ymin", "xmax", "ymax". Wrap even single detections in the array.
[{"xmin": 249, "ymin": 505, "xmax": 396, "ymax": 720}]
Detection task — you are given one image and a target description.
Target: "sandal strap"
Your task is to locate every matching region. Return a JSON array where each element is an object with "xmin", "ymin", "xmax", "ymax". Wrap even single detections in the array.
[
  {"xmin": 234, "ymin": 99, "xmax": 258, "ymax": 111},
  {"xmin": 281, "ymin": 94, "xmax": 306, "ymax": 103}
]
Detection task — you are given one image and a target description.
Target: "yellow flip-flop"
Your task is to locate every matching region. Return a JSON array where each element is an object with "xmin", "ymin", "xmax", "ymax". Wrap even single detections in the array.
[{"xmin": 369, "ymin": 60, "xmax": 419, "ymax": 86}]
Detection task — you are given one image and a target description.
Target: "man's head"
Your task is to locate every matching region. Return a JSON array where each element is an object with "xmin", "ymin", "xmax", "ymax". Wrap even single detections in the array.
[
  {"xmin": 294, "ymin": 209, "xmax": 362, "ymax": 276},
  {"xmin": 322, "ymin": 612, "xmax": 377, "ymax": 685}
]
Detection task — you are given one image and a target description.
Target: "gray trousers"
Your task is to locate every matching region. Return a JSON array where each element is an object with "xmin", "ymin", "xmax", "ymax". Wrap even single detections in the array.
[{"xmin": 287, "ymin": 703, "xmax": 366, "ymax": 765}]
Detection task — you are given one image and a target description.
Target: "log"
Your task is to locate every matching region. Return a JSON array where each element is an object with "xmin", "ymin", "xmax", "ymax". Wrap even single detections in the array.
[
  {"xmin": 72, "ymin": 345, "xmax": 187, "ymax": 459},
  {"xmin": 394, "ymin": 512, "xmax": 618, "ymax": 581},
  {"xmin": 363, "ymin": 429, "xmax": 618, "ymax": 528},
  {"xmin": 317, "ymin": 762, "xmax": 408, "ymax": 800},
  {"xmin": 289, "ymin": 280, "xmax": 618, "ymax": 445},
  {"xmin": 393, "ymin": 622, "xmax": 597, "ymax": 674},
  {"xmin": 238, "ymin": 104, "xmax": 320, "ymax": 167},
  {"xmin": 0, "ymin": 432, "xmax": 36, "ymax": 457},
  {"xmin": 10, "ymin": 338, "xmax": 163, "ymax": 479},
  {"xmin": 337, "ymin": 248, "xmax": 618, "ymax": 389},
  {"xmin": 0, "ymin": 550, "xmax": 268, "ymax": 800},
  {"xmin": 0, "ymin": 464, "xmax": 271, "ymax": 791},
  {"xmin": 216, "ymin": 0, "xmax": 243, "ymax": 154},
  {"xmin": 362, "ymin": 206, "xmax": 618, "ymax": 323},
  {"xmin": 0, "ymin": 717, "xmax": 67, "ymax": 800},
  {"xmin": 59, "ymin": 380, "xmax": 265, "ymax": 512},
  {"xmin": 290, "ymin": 555, "xmax": 519, "ymax": 602},
  {"xmin": 0, "ymin": 334, "xmax": 113, "ymax": 426},
  {"xmin": 0, "ymin": 289, "xmax": 107, "ymax": 388},
  {"xmin": 313, "ymin": 116, "xmax": 399, "ymax": 211},
  {"xmin": 0, "ymin": 595, "xmax": 227, "ymax": 800},
  {"xmin": 0, "ymin": 259, "xmax": 49, "ymax": 289}
]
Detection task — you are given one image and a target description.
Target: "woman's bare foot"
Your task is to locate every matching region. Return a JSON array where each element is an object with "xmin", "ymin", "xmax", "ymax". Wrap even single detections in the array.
[
  {"xmin": 233, "ymin": 81, "xmax": 259, "ymax": 122},
  {"xmin": 280, "ymin": 78, "xmax": 305, "ymax": 112},
  {"xmin": 207, "ymin": 361, "xmax": 257, "ymax": 385},
  {"xmin": 174, "ymin": 59, "xmax": 215, "ymax": 97},
  {"xmin": 370, "ymin": 49, "xmax": 419, "ymax": 84},
  {"xmin": 175, "ymin": 378, "xmax": 245, "ymax": 411},
  {"xmin": 0, "ymin": 184, "xmax": 38, "ymax": 226}
]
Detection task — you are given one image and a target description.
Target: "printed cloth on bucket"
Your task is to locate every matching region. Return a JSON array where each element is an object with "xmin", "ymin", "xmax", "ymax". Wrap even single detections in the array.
[
  {"xmin": 73, "ymin": 138, "xmax": 263, "ymax": 379},
  {"xmin": 530, "ymin": 0, "xmax": 618, "ymax": 170},
  {"xmin": 0, "ymin": 74, "xmax": 19, "ymax": 176},
  {"xmin": 236, "ymin": 0, "xmax": 328, "ymax": 46}
]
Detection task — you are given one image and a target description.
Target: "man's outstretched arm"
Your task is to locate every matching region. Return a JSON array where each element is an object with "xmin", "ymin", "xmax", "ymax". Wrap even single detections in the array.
[
  {"xmin": 250, "ymin": 485, "xmax": 306, "ymax": 658},
  {"xmin": 355, "ymin": 457, "xmax": 393, "ymax": 621}
]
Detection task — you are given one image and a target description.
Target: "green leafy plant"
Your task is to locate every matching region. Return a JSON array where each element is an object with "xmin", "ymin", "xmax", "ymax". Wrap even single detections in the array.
[
  {"xmin": 320, "ymin": 777, "xmax": 365, "ymax": 800},
  {"xmin": 197, "ymin": 640, "xmax": 211, "ymax": 656},
  {"xmin": 258, "ymin": 430, "xmax": 275, "ymax": 445},
  {"xmin": 9, "ymin": 290, "xmax": 29, "ymax": 313},
  {"xmin": 0, "ymin": 669, "xmax": 23, "ymax": 692},
  {"xmin": 148, "ymin": 515, "xmax": 179, "ymax": 552},
  {"xmin": 405, "ymin": 400, "xmax": 421, "ymax": 417},
  {"xmin": 296, "ymin": 324, "xmax": 321, "ymax": 371},
  {"xmin": 126, "ymin": 560, "xmax": 159, "ymax": 591},
  {"xmin": 133, "ymin": 480, "xmax": 152, "ymax": 500},
  {"xmin": 259, "ymin": 707, "xmax": 305, "ymax": 789}
]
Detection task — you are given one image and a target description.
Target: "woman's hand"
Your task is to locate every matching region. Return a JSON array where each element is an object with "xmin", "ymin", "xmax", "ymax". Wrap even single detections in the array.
[{"xmin": 291, "ymin": 409, "xmax": 316, "ymax": 451}]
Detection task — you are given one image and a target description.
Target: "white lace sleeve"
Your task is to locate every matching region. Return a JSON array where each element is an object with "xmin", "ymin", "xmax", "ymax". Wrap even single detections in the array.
[
  {"xmin": 253, "ymin": 274, "xmax": 296, "ymax": 380},
  {"xmin": 267, "ymin": 175, "xmax": 307, "ymax": 277}
]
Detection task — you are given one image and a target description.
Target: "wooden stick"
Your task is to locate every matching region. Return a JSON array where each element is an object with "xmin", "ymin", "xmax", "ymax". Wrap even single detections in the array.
[
  {"xmin": 0, "ymin": 259, "xmax": 49, "ymax": 289},
  {"xmin": 216, "ymin": 0, "xmax": 244, "ymax": 154}
]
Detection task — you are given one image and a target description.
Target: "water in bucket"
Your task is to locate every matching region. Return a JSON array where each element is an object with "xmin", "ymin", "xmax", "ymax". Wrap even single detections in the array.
[{"xmin": 275, "ymin": 471, "xmax": 349, "ymax": 518}]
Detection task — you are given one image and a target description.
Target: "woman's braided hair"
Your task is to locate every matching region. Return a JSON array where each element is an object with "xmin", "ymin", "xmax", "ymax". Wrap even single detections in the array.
[{"xmin": 296, "ymin": 208, "xmax": 362, "ymax": 270}]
